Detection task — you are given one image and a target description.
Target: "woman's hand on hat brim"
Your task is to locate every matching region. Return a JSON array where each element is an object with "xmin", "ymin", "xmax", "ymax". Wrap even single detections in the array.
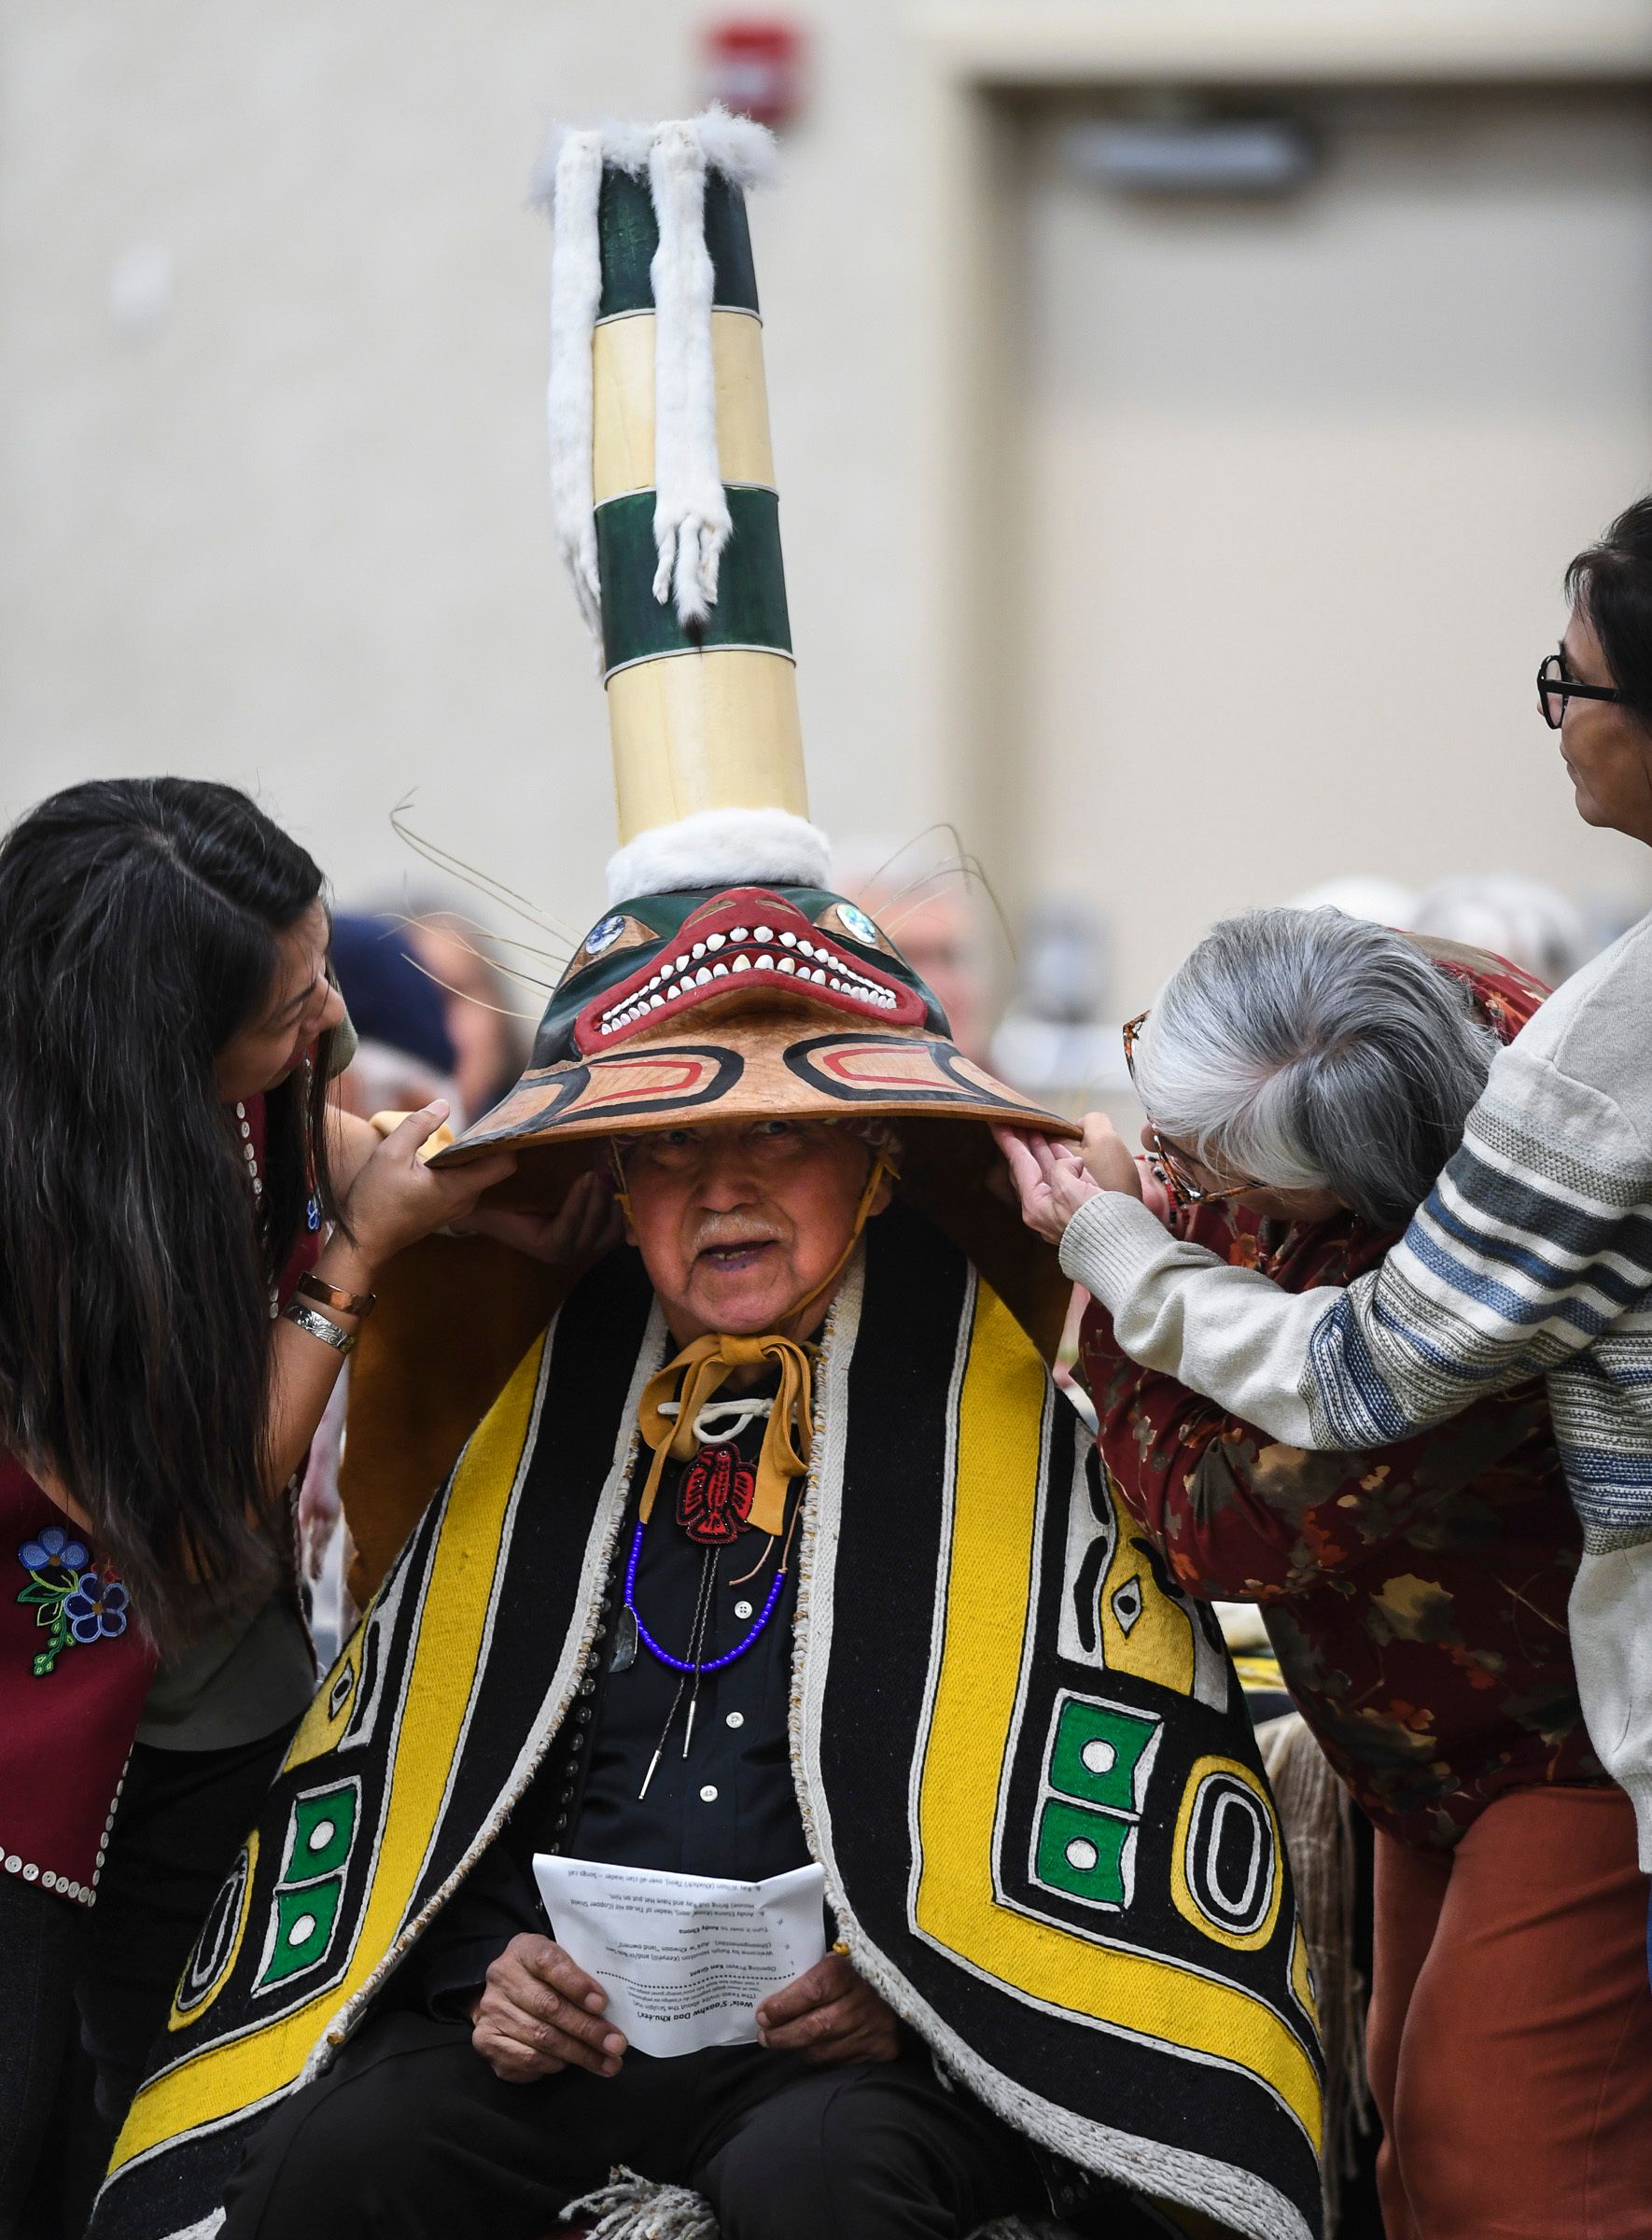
[{"xmin": 994, "ymin": 1126, "xmax": 1104, "ymax": 1241}]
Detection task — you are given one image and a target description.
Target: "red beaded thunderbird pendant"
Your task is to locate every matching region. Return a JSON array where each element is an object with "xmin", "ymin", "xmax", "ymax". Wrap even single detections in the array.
[{"xmin": 677, "ymin": 1444, "xmax": 757, "ymax": 1545}]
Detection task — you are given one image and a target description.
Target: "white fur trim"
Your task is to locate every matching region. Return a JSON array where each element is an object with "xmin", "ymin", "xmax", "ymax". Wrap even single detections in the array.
[
  {"xmin": 534, "ymin": 105, "xmax": 776, "ymax": 195},
  {"xmin": 606, "ymin": 809, "xmax": 831, "ymax": 904},
  {"xmin": 546, "ymin": 130, "xmax": 605, "ymax": 651},
  {"xmin": 563, "ymin": 2170, "xmax": 717, "ymax": 2240},
  {"xmin": 648, "ymin": 123, "xmax": 730, "ymax": 628}
]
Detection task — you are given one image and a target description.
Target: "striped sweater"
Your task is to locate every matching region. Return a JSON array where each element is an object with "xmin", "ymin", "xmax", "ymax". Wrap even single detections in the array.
[{"xmin": 1060, "ymin": 909, "xmax": 1652, "ymax": 1859}]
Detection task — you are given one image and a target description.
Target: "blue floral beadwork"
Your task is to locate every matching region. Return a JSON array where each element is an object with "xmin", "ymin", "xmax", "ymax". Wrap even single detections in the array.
[
  {"xmin": 18, "ymin": 1524, "xmax": 89, "ymax": 1575},
  {"xmin": 16, "ymin": 1526, "xmax": 131, "ymax": 1676},
  {"xmin": 63, "ymin": 1575, "xmax": 130, "ymax": 1645}
]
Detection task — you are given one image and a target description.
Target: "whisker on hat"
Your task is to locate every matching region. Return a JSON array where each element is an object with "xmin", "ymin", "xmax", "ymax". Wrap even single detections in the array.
[{"xmin": 388, "ymin": 800, "xmax": 583, "ymax": 945}]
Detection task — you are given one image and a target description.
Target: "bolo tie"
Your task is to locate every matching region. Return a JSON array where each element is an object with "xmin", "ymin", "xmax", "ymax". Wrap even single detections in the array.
[{"xmin": 626, "ymin": 1392, "xmax": 805, "ymax": 1799}]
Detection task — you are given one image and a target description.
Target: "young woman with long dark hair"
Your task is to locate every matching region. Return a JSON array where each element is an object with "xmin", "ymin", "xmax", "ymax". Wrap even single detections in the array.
[{"xmin": 0, "ymin": 777, "xmax": 513, "ymax": 2230}]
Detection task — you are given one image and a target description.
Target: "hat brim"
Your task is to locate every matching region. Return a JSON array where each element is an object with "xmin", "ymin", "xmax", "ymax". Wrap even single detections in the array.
[{"xmin": 432, "ymin": 994, "xmax": 1078, "ymax": 1168}]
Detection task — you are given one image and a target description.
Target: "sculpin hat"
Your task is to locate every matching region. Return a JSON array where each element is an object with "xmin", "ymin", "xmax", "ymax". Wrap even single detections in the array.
[{"xmin": 438, "ymin": 109, "xmax": 1074, "ymax": 1344}]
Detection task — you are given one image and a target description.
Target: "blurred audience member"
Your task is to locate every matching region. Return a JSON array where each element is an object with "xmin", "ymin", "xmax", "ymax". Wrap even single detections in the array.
[
  {"xmin": 1411, "ymin": 871, "xmax": 1595, "ymax": 987},
  {"xmin": 1288, "ymin": 875, "xmax": 1417, "ymax": 925},
  {"xmin": 328, "ymin": 915, "xmax": 453, "ymax": 1073},
  {"xmin": 402, "ymin": 909, "xmax": 531, "ymax": 1122},
  {"xmin": 837, "ymin": 839, "xmax": 992, "ymax": 1063}
]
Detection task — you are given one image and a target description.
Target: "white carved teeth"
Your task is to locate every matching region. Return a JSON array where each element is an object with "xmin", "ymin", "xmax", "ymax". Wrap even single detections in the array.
[
  {"xmin": 661, "ymin": 959, "xmax": 677, "ymax": 978},
  {"xmin": 649, "ymin": 993, "xmax": 664, "ymax": 1009},
  {"xmin": 693, "ymin": 966, "xmax": 712, "ymax": 987},
  {"xmin": 753, "ymin": 926, "xmax": 773, "ymax": 943},
  {"xmin": 733, "ymin": 955, "xmax": 751, "ymax": 973},
  {"xmin": 756, "ymin": 954, "xmax": 775, "ymax": 969},
  {"xmin": 779, "ymin": 930, "xmax": 797, "ymax": 947},
  {"xmin": 829, "ymin": 978, "xmax": 844, "ymax": 993},
  {"xmin": 777, "ymin": 957, "xmax": 796, "ymax": 974},
  {"xmin": 706, "ymin": 932, "xmax": 726, "ymax": 952},
  {"xmin": 692, "ymin": 942, "xmax": 707, "ymax": 960},
  {"xmin": 730, "ymin": 927, "xmax": 749, "ymax": 943},
  {"xmin": 808, "ymin": 968, "xmax": 826, "ymax": 984},
  {"xmin": 711, "ymin": 961, "xmax": 728, "ymax": 978}
]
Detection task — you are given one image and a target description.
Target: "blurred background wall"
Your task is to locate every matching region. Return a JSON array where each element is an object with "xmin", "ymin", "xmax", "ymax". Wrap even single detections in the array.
[{"xmin": 4, "ymin": 0, "xmax": 1651, "ymax": 1082}]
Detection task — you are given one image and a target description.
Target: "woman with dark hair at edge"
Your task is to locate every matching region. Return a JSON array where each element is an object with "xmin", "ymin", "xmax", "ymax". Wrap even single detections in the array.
[
  {"xmin": 0, "ymin": 777, "xmax": 605, "ymax": 2233},
  {"xmin": 1001, "ymin": 498, "xmax": 1652, "ymax": 2233}
]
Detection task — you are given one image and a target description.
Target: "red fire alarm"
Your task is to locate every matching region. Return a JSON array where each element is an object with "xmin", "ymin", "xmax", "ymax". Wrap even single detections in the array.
[{"xmin": 702, "ymin": 18, "xmax": 807, "ymax": 132}]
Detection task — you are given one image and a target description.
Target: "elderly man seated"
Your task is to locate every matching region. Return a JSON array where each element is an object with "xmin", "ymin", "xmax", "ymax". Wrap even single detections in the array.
[{"xmin": 94, "ymin": 880, "xmax": 1324, "ymax": 2240}]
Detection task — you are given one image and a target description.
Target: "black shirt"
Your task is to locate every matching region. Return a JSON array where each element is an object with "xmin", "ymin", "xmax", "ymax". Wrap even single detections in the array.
[{"xmin": 412, "ymin": 1393, "xmax": 809, "ymax": 2014}]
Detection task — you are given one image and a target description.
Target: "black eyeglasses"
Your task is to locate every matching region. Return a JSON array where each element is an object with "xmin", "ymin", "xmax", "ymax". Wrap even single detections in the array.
[{"xmin": 1537, "ymin": 648, "xmax": 1628, "ymax": 731}]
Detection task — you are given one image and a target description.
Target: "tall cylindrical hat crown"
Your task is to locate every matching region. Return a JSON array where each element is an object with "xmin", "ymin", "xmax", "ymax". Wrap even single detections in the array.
[{"xmin": 541, "ymin": 112, "xmax": 825, "ymax": 905}]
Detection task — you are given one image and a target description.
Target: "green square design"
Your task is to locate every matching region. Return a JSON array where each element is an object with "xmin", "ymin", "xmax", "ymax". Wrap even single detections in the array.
[
  {"xmin": 283, "ymin": 1784, "xmax": 357, "ymax": 1884},
  {"xmin": 1047, "ymin": 1698, "xmax": 1158, "ymax": 1814},
  {"xmin": 259, "ymin": 1875, "xmax": 343, "ymax": 1988},
  {"xmin": 1034, "ymin": 1800, "xmax": 1133, "ymax": 1907}
]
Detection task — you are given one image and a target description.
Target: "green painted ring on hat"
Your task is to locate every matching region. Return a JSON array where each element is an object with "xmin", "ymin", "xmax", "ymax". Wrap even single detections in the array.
[
  {"xmin": 595, "ymin": 486, "xmax": 792, "ymax": 679},
  {"xmin": 597, "ymin": 169, "xmax": 760, "ymax": 320}
]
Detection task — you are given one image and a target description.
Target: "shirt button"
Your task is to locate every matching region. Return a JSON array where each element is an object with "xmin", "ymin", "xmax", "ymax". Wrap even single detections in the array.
[
  {"xmin": 734, "ymin": 1600, "xmax": 753, "ymax": 1620},
  {"xmin": 699, "ymin": 1785, "xmax": 719, "ymax": 1802},
  {"xmin": 725, "ymin": 1712, "xmax": 745, "ymax": 1729}
]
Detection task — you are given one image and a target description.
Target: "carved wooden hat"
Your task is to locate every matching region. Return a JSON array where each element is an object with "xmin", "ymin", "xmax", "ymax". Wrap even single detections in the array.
[{"xmin": 433, "ymin": 112, "xmax": 1073, "ymax": 1340}]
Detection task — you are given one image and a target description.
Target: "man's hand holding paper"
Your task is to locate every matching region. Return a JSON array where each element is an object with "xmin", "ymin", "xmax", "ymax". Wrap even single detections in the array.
[
  {"xmin": 533, "ymin": 1857, "xmax": 846, "ymax": 2063},
  {"xmin": 469, "ymin": 1933, "xmax": 628, "ymax": 2083}
]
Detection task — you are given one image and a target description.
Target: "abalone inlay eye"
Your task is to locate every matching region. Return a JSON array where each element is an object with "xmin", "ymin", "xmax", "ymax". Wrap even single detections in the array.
[
  {"xmin": 585, "ymin": 915, "xmax": 627, "ymax": 956},
  {"xmin": 834, "ymin": 903, "xmax": 879, "ymax": 947}
]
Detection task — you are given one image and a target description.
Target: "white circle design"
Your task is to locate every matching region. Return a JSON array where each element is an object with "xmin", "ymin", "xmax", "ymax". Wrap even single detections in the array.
[
  {"xmin": 288, "ymin": 1912, "xmax": 318, "ymax": 1948},
  {"xmin": 1064, "ymin": 1837, "xmax": 1099, "ymax": 1872},
  {"xmin": 308, "ymin": 1819, "xmax": 335, "ymax": 1853},
  {"xmin": 1081, "ymin": 1738, "xmax": 1117, "ymax": 1777}
]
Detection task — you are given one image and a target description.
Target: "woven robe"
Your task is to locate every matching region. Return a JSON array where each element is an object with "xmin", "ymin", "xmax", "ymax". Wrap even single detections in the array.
[{"xmin": 91, "ymin": 1209, "xmax": 1323, "ymax": 2240}]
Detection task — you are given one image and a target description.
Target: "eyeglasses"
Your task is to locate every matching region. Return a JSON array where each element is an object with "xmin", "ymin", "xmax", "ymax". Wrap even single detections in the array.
[
  {"xmin": 1121, "ymin": 1011, "xmax": 1267, "ymax": 1209},
  {"xmin": 1537, "ymin": 648, "xmax": 1629, "ymax": 731}
]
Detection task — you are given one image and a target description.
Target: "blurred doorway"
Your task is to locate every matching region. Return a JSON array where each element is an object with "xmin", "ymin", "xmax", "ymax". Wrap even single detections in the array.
[{"xmin": 1011, "ymin": 86, "xmax": 1652, "ymax": 1011}]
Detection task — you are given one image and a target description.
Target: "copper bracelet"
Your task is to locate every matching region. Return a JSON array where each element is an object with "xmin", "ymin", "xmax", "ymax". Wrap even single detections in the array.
[{"xmin": 297, "ymin": 1271, "xmax": 376, "ymax": 1320}]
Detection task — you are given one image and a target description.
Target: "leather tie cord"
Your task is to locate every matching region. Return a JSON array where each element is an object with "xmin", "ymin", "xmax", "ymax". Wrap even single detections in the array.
[{"xmin": 637, "ymin": 1333, "xmax": 815, "ymax": 1536}]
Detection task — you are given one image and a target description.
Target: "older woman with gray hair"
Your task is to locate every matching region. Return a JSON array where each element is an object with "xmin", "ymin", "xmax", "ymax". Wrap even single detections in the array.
[{"xmin": 1001, "ymin": 904, "xmax": 1652, "ymax": 2239}]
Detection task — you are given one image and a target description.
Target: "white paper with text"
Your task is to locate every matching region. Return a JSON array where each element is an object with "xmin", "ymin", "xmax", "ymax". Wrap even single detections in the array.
[{"xmin": 533, "ymin": 1855, "xmax": 827, "ymax": 2058}]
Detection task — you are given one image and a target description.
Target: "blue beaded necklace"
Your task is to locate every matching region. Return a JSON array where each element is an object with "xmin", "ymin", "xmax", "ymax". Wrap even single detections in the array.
[
  {"xmin": 627, "ymin": 1412, "xmax": 804, "ymax": 1797},
  {"xmin": 623, "ymin": 1519, "xmax": 788, "ymax": 1674}
]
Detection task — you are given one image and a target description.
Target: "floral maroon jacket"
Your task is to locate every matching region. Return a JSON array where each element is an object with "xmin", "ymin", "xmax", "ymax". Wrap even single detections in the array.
[{"xmin": 1081, "ymin": 945, "xmax": 1604, "ymax": 1851}]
